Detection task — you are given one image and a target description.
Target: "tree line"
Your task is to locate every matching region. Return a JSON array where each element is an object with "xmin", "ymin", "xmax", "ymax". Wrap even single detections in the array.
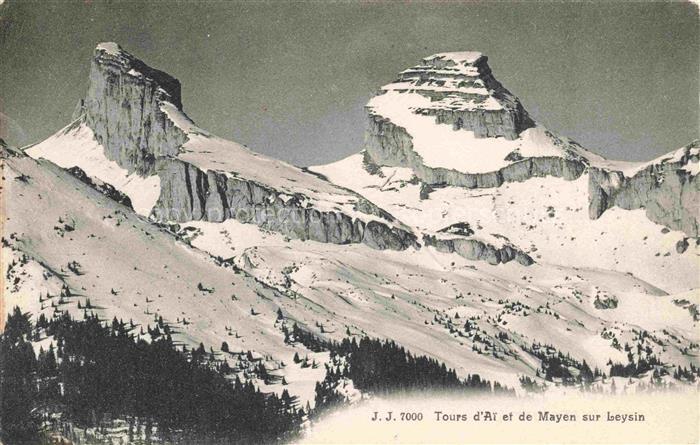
[
  {"xmin": 0, "ymin": 307, "xmax": 303, "ymax": 444},
  {"xmin": 282, "ymin": 324, "xmax": 515, "ymax": 415}
]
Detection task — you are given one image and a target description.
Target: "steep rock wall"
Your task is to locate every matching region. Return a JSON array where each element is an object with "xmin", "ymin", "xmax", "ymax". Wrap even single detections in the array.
[
  {"xmin": 364, "ymin": 115, "xmax": 586, "ymax": 188},
  {"xmin": 77, "ymin": 43, "xmax": 417, "ymax": 250},
  {"xmin": 394, "ymin": 53, "xmax": 534, "ymax": 140},
  {"xmin": 84, "ymin": 43, "xmax": 187, "ymax": 175},
  {"xmin": 152, "ymin": 159, "xmax": 417, "ymax": 249},
  {"xmin": 417, "ymin": 105, "xmax": 532, "ymax": 141},
  {"xmin": 589, "ymin": 142, "xmax": 699, "ymax": 237}
]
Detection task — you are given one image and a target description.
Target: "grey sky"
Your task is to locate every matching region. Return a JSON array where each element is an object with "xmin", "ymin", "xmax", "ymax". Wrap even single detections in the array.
[{"xmin": 1, "ymin": 1, "xmax": 698, "ymax": 166}]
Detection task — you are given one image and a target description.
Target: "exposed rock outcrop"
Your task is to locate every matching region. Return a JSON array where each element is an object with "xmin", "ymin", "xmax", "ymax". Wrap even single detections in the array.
[
  {"xmin": 152, "ymin": 158, "xmax": 416, "ymax": 249},
  {"xmin": 423, "ymin": 234, "xmax": 534, "ymax": 266},
  {"xmin": 84, "ymin": 43, "xmax": 187, "ymax": 175},
  {"xmin": 588, "ymin": 141, "xmax": 699, "ymax": 237},
  {"xmin": 66, "ymin": 166, "xmax": 134, "ymax": 210},
  {"xmin": 437, "ymin": 222, "xmax": 474, "ymax": 237},
  {"xmin": 391, "ymin": 52, "xmax": 534, "ymax": 140},
  {"xmin": 364, "ymin": 115, "xmax": 587, "ymax": 188},
  {"xmin": 1, "ymin": 139, "xmax": 23, "ymax": 158}
]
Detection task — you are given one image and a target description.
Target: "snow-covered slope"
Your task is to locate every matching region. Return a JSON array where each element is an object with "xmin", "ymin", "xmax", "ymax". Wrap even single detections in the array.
[
  {"xmin": 174, "ymin": 214, "xmax": 699, "ymax": 390},
  {"xmin": 1, "ymin": 147, "xmax": 334, "ymax": 405},
  {"xmin": 311, "ymin": 153, "xmax": 699, "ymax": 294},
  {"xmin": 7, "ymin": 138, "xmax": 698, "ymax": 398},
  {"xmin": 6, "ymin": 45, "xmax": 699, "ymax": 406},
  {"xmin": 26, "ymin": 121, "xmax": 161, "ymax": 215}
]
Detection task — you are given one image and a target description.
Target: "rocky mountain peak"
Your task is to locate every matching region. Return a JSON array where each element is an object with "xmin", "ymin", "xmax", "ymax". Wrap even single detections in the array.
[
  {"xmin": 27, "ymin": 43, "xmax": 419, "ymax": 250},
  {"xmin": 363, "ymin": 51, "xmax": 586, "ymax": 187},
  {"xmin": 422, "ymin": 51, "xmax": 485, "ymax": 66},
  {"xmin": 361, "ymin": 52, "xmax": 699, "ymax": 238},
  {"xmin": 82, "ymin": 43, "xmax": 187, "ymax": 175},
  {"xmin": 379, "ymin": 51, "xmax": 534, "ymax": 140},
  {"xmin": 92, "ymin": 42, "xmax": 182, "ymax": 108}
]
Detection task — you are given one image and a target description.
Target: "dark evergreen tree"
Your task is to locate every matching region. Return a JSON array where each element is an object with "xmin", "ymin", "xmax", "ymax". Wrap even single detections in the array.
[
  {"xmin": 0, "ymin": 308, "xmax": 39, "ymax": 443},
  {"xmin": 1, "ymin": 307, "xmax": 302, "ymax": 444}
]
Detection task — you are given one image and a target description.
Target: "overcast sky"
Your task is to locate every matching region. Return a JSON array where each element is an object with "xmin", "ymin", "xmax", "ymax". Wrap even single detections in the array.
[{"xmin": 1, "ymin": 1, "xmax": 697, "ymax": 166}]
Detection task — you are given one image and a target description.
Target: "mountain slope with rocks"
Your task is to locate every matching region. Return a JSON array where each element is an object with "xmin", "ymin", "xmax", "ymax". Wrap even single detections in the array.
[
  {"xmin": 2, "ymin": 144, "xmax": 332, "ymax": 406},
  {"xmin": 4, "ymin": 43, "xmax": 699, "ymax": 428},
  {"xmin": 27, "ymin": 43, "xmax": 416, "ymax": 251},
  {"xmin": 361, "ymin": 52, "xmax": 699, "ymax": 239},
  {"xmin": 588, "ymin": 141, "xmax": 699, "ymax": 236}
]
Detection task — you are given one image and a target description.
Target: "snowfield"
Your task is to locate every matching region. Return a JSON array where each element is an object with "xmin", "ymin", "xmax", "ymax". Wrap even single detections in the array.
[
  {"xmin": 2, "ymin": 152, "xmax": 334, "ymax": 406},
  {"xmin": 7, "ymin": 145, "xmax": 698, "ymax": 403},
  {"xmin": 26, "ymin": 122, "xmax": 161, "ymax": 216},
  {"xmin": 311, "ymin": 153, "xmax": 699, "ymax": 294}
]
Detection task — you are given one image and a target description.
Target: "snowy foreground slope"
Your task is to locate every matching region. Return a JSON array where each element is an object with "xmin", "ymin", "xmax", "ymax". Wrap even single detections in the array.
[
  {"xmin": 2, "ymin": 146, "xmax": 329, "ymax": 404},
  {"xmin": 6, "ymin": 142, "xmax": 698, "ymax": 397},
  {"xmin": 6, "ymin": 43, "xmax": 700, "ymax": 409}
]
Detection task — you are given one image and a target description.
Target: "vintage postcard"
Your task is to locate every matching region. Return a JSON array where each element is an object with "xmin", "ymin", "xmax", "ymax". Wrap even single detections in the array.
[{"xmin": 0, "ymin": 1, "xmax": 698, "ymax": 444}]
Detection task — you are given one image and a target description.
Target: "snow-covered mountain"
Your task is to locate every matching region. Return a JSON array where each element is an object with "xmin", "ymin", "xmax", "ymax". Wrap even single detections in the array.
[
  {"xmin": 362, "ymin": 51, "xmax": 698, "ymax": 237},
  {"xmin": 6, "ymin": 43, "xmax": 699, "ymax": 413},
  {"xmin": 27, "ymin": 43, "xmax": 415, "ymax": 250}
]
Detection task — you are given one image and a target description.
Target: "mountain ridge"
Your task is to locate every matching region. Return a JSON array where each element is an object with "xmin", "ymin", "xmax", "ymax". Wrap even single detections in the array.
[
  {"xmin": 25, "ymin": 43, "xmax": 699, "ymax": 248},
  {"xmin": 362, "ymin": 51, "xmax": 699, "ymax": 237},
  {"xmin": 5, "ymin": 43, "xmax": 699, "ymax": 416},
  {"xmin": 27, "ymin": 43, "xmax": 418, "ymax": 251}
]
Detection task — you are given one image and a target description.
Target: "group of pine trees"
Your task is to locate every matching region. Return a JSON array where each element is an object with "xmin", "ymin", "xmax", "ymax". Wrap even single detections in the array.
[
  {"xmin": 11, "ymin": 303, "xmax": 692, "ymax": 444},
  {"xmin": 673, "ymin": 364, "xmax": 698, "ymax": 382},
  {"xmin": 525, "ymin": 342, "xmax": 604, "ymax": 385},
  {"xmin": 283, "ymin": 323, "xmax": 327, "ymax": 353},
  {"xmin": 285, "ymin": 322, "xmax": 511, "ymax": 397},
  {"xmin": 2, "ymin": 308, "xmax": 522, "ymax": 444},
  {"xmin": 525, "ymin": 340, "xmax": 700, "ymax": 388},
  {"xmin": 309, "ymin": 335, "xmax": 514, "ymax": 415},
  {"xmin": 332, "ymin": 337, "xmax": 509, "ymax": 394},
  {"xmin": 606, "ymin": 354, "xmax": 665, "ymax": 378},
  {"xmin": 282, "ymin": 322, "xmax": 516, "ymax": 415},
  {"xmin": 0, "ymin": 307, "xmax": 303, "ymax": 444},
  {"xmin": 0, "ymin": 308, "xmax": 38, "ymax": 443}
]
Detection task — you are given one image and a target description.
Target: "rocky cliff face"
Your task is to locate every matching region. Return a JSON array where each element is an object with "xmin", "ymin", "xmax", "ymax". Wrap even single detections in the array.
[
  {"xmin": 66, "ymin": 166, "xmax": 134, "ymax": 210},
  {"xmin": 152, "ymin": 158, "xmax": 416, "ymax": 249},
  {"xmin": 83, "ymin": 43, "xmax": 186, "ymax": 175},
  {"xmin": 363, "ymin": 51, "xmax": 699, "ymax": 239},
  {"xmin": 365, "ymin": 115, "xmax": 587, "ymax": 188},
  {"xmin": 44, "ymin": 43, "xmax": 417, "ymax": 250},
  {"xmin": 392, "ymin": 52, "xmax": 533, "ymax": 140},
  {"xmin": 363, "ymin": 52, "xmax": 591, "ymax": 189},
  {"xmin": 423, "ymin": 234, "xmax": 534, "ymax": 266},
  {"xmin": 589, "ymin": 141, "xmax": 699, "ymax": 237}
]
